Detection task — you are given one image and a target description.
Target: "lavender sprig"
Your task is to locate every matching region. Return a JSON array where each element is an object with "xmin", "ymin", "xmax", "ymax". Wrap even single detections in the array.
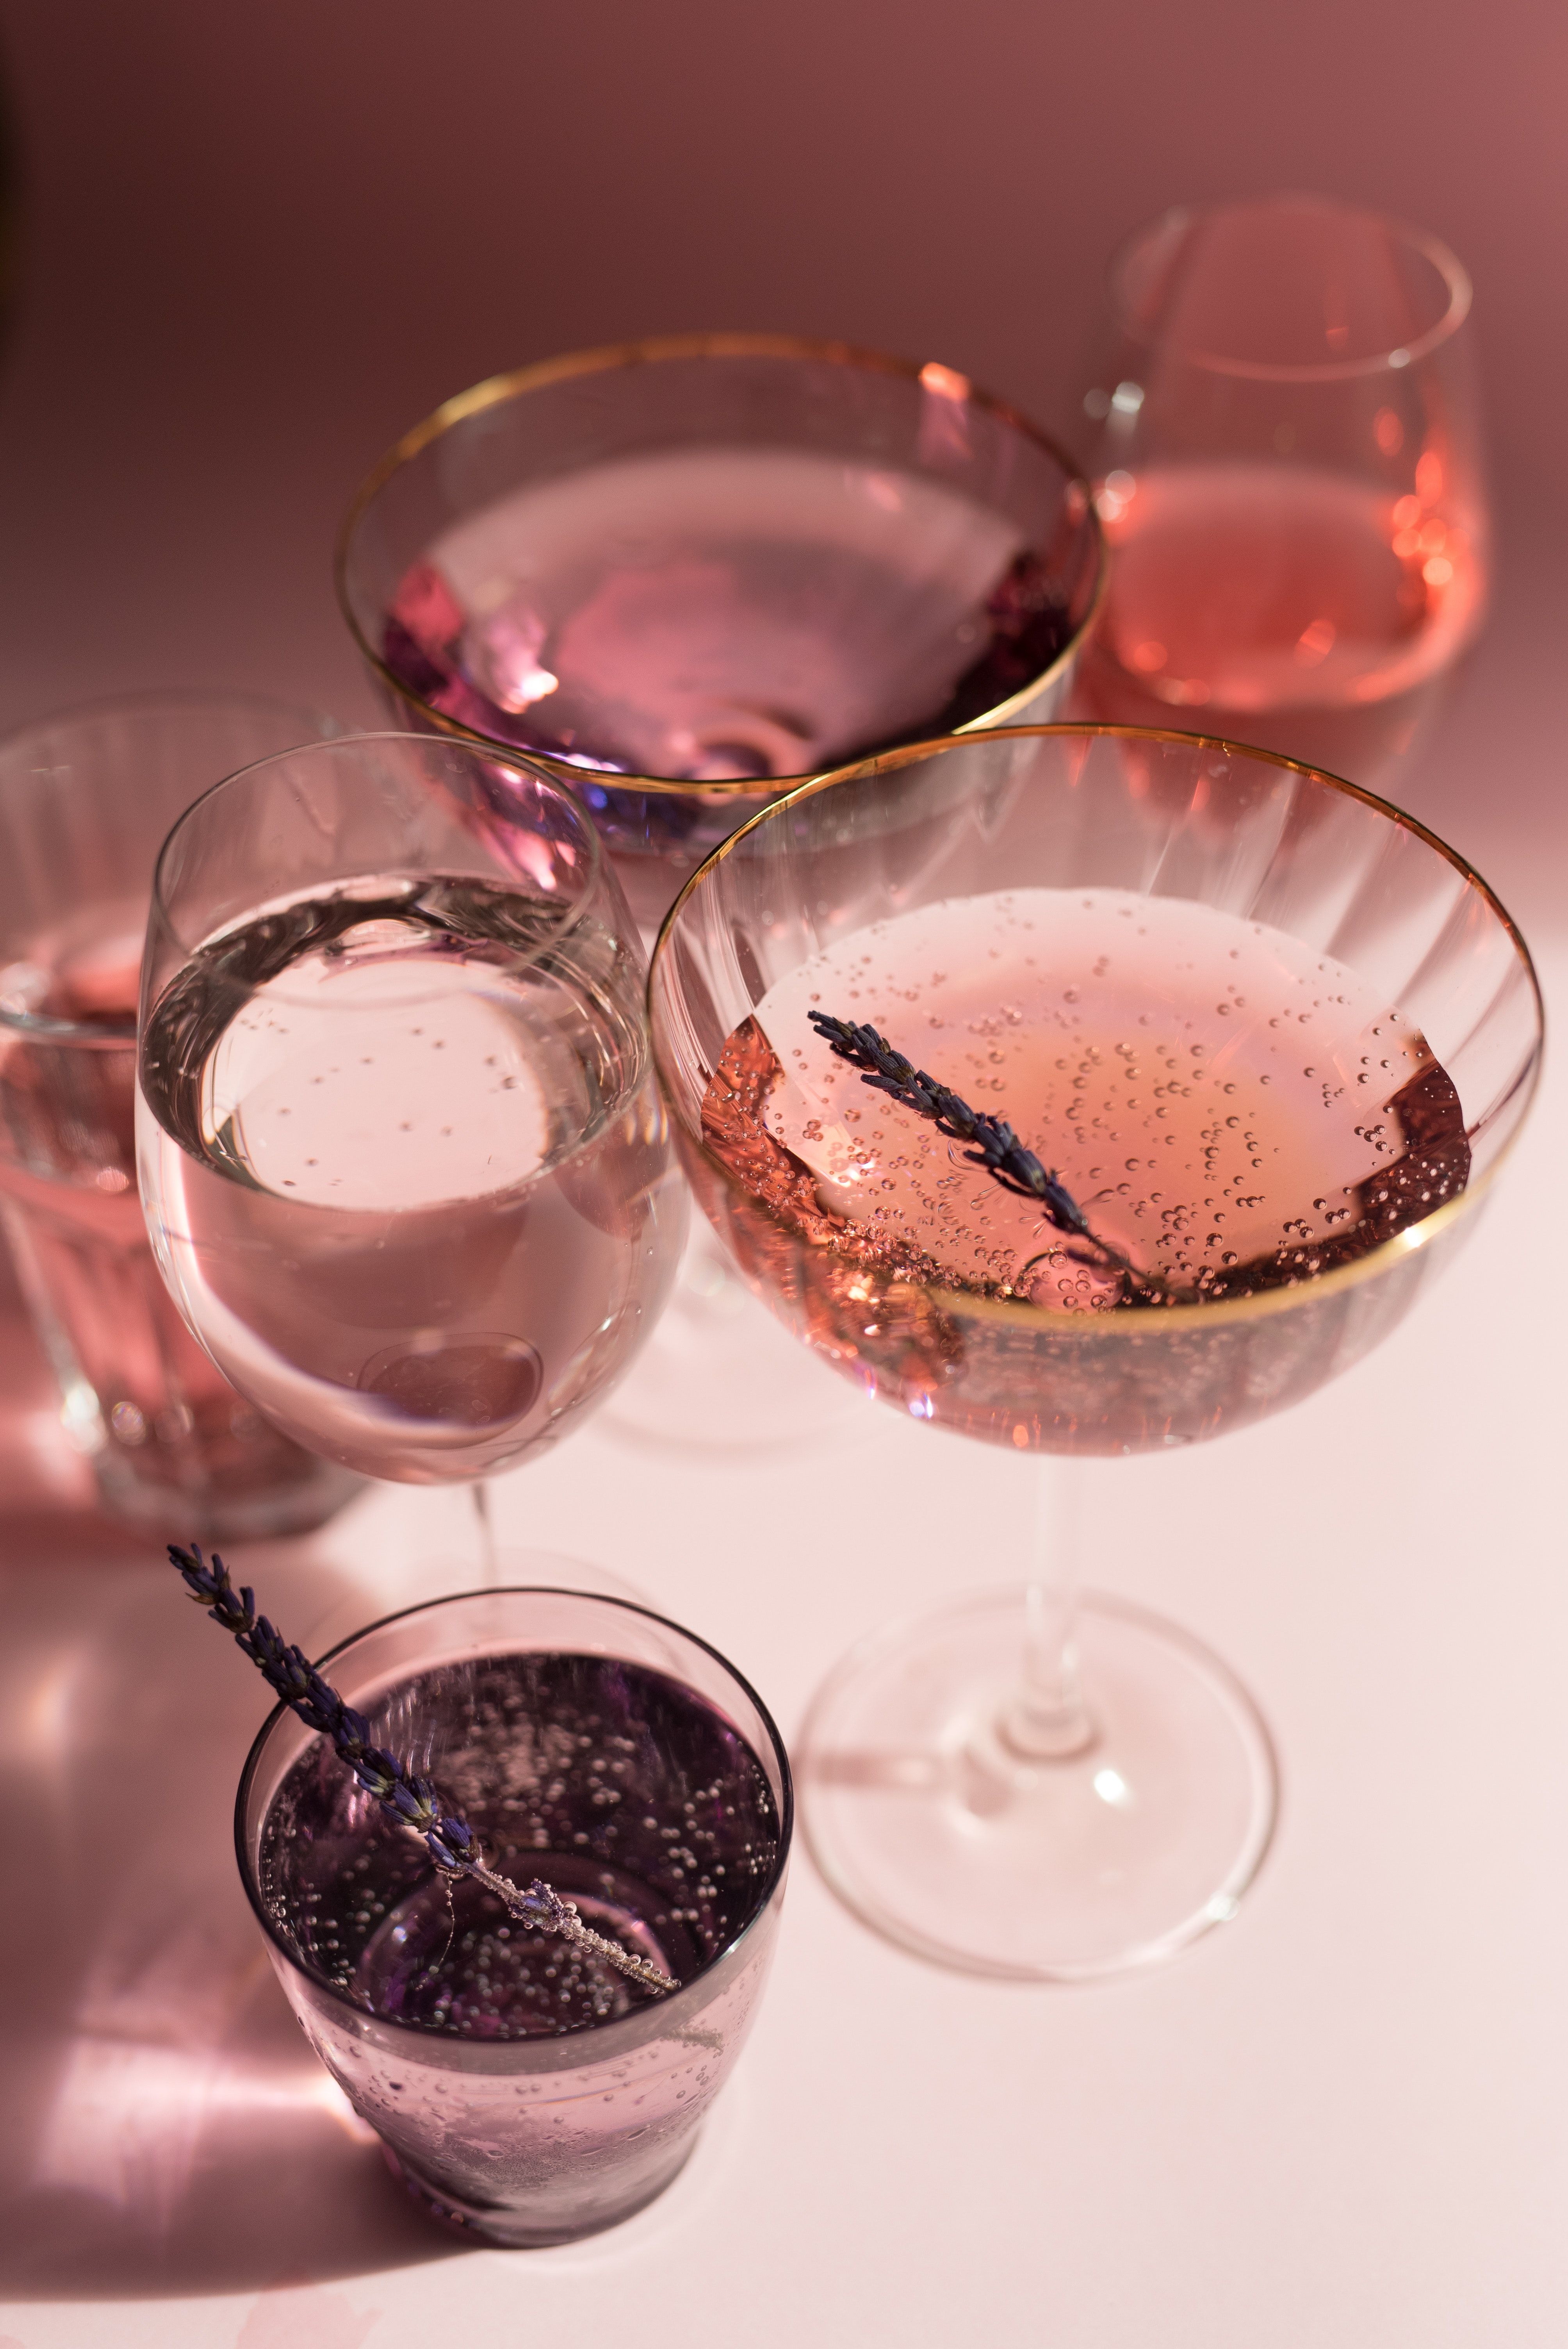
[
  {"xmin": 171, "ymin": 1543, "xmax": 677, "ymax": 1996},
  {"xmin": 805, "ymin": 1010, "xmax": 1166, "ymax": 1299}
]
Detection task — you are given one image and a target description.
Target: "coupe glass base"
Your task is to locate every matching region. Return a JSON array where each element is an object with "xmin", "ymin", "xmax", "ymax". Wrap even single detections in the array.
[{"xmin": 800, "ymin": 1587, "xmax": 1277, "ymax": 1982}]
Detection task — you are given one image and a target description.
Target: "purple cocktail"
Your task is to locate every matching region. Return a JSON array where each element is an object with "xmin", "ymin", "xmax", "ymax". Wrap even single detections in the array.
[{"xmin": 238, "ymin": 1587, "xmax": 791, "ymax": 2245}]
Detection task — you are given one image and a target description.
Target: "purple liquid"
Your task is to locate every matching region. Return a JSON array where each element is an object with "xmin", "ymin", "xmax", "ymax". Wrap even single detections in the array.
[{"xmin": 259, "ymin": 1650, "xmax": 781, "ymax": 2041}]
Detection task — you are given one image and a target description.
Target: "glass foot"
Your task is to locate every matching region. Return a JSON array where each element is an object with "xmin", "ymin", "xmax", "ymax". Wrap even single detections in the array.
[
  {"xmin": 799, "ymin": 1587, "xmax": 1277, "ymax": 1982},
  {"xmin": 602, "ymin": 1222, "xmax": 871, "ymax": 1452}
]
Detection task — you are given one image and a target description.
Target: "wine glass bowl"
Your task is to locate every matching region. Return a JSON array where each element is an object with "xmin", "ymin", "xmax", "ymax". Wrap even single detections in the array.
[
  {"xmin": 647, "ymin": 723, "xmax": 1541, "ymax": 1979},
  {"xmin": 137, "ymin": 733, "xmax": 685, "ymax": 1486},
  {"xmin": 1071, "ymin": 196, "xmax": 1490, "ymax": 784},
  {"xmin": 336, "ymin": 334, "xmax": 1104, "ymax": 927}
]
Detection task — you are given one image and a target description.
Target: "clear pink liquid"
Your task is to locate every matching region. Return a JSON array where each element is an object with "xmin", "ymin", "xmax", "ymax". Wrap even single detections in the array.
[
  {"xmin": 384, "ymin": 448, "xmax": 1072, "ymax": 784},
  {"xmin": 747, "ymin": 890, "xmax": 1465, "ymax": 1304},
  {"xmin": 0, "ymin": 928, "xmax": 352, "ymax": 1524},
  {"xmin": 138, "ymin": 879, "xmax": 682, "ymax": 1482},
  {"xmin": 1072, "ymin": 462, "xmax": 1485, "ymax": 777},
  {"xmin": 694, "ymin": 890, "xmax": 1468, "ymax": 1450}
]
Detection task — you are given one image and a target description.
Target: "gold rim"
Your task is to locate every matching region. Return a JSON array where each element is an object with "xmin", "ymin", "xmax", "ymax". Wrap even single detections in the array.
[
  {"xmin": 149, "ymin": 731, "xmax": 607, "ymax": 984},
  {"xmin": 1107, "ymin": 194, "xmax": 1473, "ymax": 385},
  {"xmin": 649, "ymin": 721, "xmax": 1544, "ymax": 1338},
  {"xmin": 335, "ymin": 332, "xmax": 1108, "ymax": 799}
]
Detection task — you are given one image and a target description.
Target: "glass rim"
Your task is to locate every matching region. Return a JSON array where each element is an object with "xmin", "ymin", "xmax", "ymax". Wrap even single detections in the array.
[
  {"xmin": 648, "ymin": 720, "xmax": 1544, "ymax": 1340},
  {"xmin": 333, "ymin": 329, "xmax": 1109, "ymax": 801},
  {"xmin": 233, "ymin": 1581, "xmax": 795, "ymax": 2049},
  {"xmin": 1106, "ymin": 192, "xmax": 1473, "ymax": 384},
  {"xmin": 146, "ymin": 729, "xmax": 608, "ymax": 1006},
  {"xmin": 0, "ymin": 688, "xmax": 342, "ymax": 1050}
]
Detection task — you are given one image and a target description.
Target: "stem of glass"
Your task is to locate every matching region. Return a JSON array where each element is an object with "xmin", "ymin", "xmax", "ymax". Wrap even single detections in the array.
[
  {"xmin": 1000, "ymin": 1458, "xmax": 1095, "ymax": 1761},
  {"xmin": 470, "ymin": 1479, "xmax": 498, "ymax": 1587}
]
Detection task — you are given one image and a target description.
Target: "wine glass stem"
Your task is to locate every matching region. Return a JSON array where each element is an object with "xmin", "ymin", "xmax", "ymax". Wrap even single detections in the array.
[
  {"xmin": 471, "ymin": 1480, "xmax": 498, "ymax": 1587},
  {"xmin": 1001, "ymin": 1458, "xmax": 1095, "ymax": 1761}
]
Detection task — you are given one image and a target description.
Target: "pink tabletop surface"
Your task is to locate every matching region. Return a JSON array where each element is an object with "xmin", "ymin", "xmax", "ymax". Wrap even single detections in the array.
[{"xmin": 0, "ymin": 4, "xmax": 1564, "ymax": 2342}]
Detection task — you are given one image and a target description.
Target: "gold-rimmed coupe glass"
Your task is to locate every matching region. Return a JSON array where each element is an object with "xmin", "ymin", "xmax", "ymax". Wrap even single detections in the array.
[
  {"xmin": 648, "ymin": 724, "xmax": 1541, "ymax": 1979},
  {"xmin": 1071, "ymin": 195, "xmax": 1490, "ymax": 787},
  {"xmin": 336, "ymin": 332, "xmax": 1104, "ymax": 934}
]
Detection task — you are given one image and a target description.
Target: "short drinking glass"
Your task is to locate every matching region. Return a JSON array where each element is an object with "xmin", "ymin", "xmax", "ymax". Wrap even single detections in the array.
[{"xmin": 237, "ymin": 1586, "xmax": 791, "ymax": 2245}]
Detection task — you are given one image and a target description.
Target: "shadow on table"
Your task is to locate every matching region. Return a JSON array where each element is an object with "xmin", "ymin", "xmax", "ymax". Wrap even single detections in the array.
[{"xmin": 0, "ymin": 1302, "xmax": 467, "ymax": 2297}]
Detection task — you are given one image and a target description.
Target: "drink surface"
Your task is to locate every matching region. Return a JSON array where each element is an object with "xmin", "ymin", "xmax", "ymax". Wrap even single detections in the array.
[
  {"xmin": 381, "ymin": 447, "xmax": 1074, "ymax": 782},
  {"xmin": 705, "ymin": 888, "xmax": 1469, "ymax": 1311},
  {"xmin": 260, "ymin": 1650, "xmax": 780, "ymax": 2039},
  {"xmin": 139, "ymin": 875, "xmax": 681, "ymax": 1480},
  {"xmin": 1073, "ymin": 462, "xmax": 1484, "ymax": 775}
]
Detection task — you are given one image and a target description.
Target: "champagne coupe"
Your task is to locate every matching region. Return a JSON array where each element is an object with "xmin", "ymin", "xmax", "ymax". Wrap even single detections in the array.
[
  {"xmin": 136, "ymin": 734, "xmax": 685, "ymax": 1574},
  {"xmin": 1071, "ymin": 196, "xmax": 1490, "ymax": 786},
  {"xmin": 336, "ymin": 335, "xmax": 1105, "ymax": 1448},
  {"xmin": 648, "ymin": 724, "xmax": 1541, "ymax": 1978}
]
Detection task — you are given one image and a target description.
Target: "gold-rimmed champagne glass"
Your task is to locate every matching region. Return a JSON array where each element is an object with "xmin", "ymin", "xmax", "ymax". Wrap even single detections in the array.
[
  {"xmin": 335, "ymin": 335, "xmax": 1105, "ymax": 1450},
  {"xmin": 648, "ymin": 724, "xmax": 1541, "ymax": 1979},
  {"xmin": 1071, "ymin": 196, "xmax": 1490, "ymax": 787}
]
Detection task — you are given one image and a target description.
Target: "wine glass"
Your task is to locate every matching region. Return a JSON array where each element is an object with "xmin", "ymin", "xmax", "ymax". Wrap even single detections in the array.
[
  {"xmin": 648, "ymin": 723, "xmax": 1541, "ymax": 1979},
  {"xmin": 136, "ymin": 733, "xmax": 686, "ymax": 1576},
  {"xmin": 335, "ymin": 335, "xmax": 1105, "ymax": 1449},
  {"xmin": 1070, "ymin": 196, "xmax": 1490, "ymax": 786}
]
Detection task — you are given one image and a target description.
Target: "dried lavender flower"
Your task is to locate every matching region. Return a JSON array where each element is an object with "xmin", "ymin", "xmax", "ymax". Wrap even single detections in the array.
[
  {"xmin": 805, "ymin": 1010, "xmax": 1168, "ymax": 1300},
  {"xmin": 170, "ymin": 1542, "xmax": 676, "ymax": 1995}
]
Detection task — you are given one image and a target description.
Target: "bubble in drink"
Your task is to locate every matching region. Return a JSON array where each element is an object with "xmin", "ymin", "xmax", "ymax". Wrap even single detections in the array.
[{"xmin": 260, "ymin": 1650, "xmax": 781, "ymax": 2041}]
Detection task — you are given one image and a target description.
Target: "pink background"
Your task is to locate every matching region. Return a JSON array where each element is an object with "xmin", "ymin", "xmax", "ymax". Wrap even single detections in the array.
[{"xmin": 0, "ymin": 6, "xmax": 1563, "ymax": 2345}]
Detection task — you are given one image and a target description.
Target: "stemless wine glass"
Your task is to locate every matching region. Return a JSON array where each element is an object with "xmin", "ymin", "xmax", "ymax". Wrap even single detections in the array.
[
  {"xmin": 136, "ymin": 734, "xmax": 685, "ymax": 1570},
  {"xmin": 648, "ymin": 724, "xmax": 1541, "ymax": 1979},
  {"xmin": 1071, "ymin": 196, "xmax": 1489, "ymax": 785},
  {"xmin": 336, "ymin": 337, "xmax": 1105, "ymax": 1451}
]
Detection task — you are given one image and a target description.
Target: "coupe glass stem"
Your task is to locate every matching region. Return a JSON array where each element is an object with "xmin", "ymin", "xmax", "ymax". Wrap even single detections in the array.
[
  {"xmin": 470, "ymin": 1480, "xmax": 498, "ymax": 1586},
  {"xmin": 1001, "ymin": 1460, "xmax": 1095, "ymax": 1761}
]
